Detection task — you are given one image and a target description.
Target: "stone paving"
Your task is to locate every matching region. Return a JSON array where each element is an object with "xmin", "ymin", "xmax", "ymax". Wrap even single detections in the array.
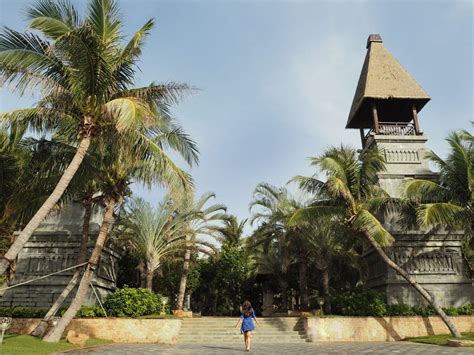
[{"xmin": 63, "ymin": 342, "xmax": 474, "ymax": 354}]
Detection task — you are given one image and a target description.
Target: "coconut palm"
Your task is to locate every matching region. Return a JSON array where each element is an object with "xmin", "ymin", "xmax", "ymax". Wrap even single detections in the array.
[
  {"xmin": 175, "ymin": 193, "xmax": 227, "ymax": 311},
  {"xmin": 0, "ymin": 0, "xmax": 193, "ymax": 276},
  {"xmin": 117, "ymin": 197, "xmax": 187, "ymax": 291},
  {"xmin": 290, "ymin": 145, "xmax": 461, "ymax": 337},
  {"xmin": 404, "ymin": 129, "xmax": 473, "ymax": 255},
  {"xmin": 44, "ymin": 121, "xmax": 197, "ymax": 341}
]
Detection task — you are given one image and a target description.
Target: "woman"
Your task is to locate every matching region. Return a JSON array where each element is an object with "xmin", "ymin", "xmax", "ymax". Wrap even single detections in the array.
[{"xmin": 235, "ymin": 300, "xmax": 258, "ymax": 352}]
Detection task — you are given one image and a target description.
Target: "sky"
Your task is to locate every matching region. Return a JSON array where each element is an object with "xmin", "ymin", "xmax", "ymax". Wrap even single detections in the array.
[{"xmin": 0, "ymin": 0, "xmax": 472, "ymax": 230}]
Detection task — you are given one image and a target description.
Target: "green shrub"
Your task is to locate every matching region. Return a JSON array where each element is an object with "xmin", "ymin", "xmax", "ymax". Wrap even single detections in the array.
[
  {"xmin": 386, "ymin": 303, "xmax": 416, "ymax": 316},
  {"xmin": 332, "ymin": 289, "xmax": 387, "ymax": 316},
  {"xmin": 456, "ymin": 303, "xmax": 473, "ymax": 315},
  {"xmin": 331, "ymin": 289, "xmax": 472, "ymax": 317},
  {"xmin": 0, "ymin": 307, "xmax": 48, "ymax": 318},
  {"xmin": 75, "ymin": 305, "xmax": 106, "ymax": 318},
  {"xmin": 103, "ymin": 287, "xmax": 163, "ymax": 317}
]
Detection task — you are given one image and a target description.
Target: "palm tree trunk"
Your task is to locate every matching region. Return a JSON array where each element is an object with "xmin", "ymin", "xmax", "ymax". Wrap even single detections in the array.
[
  {"xmin": 31, "ymin": 199, "xmax": 93, "ymax": 337},
  {"xmin": 43, "ymin": 198, "xmax": 115, "ymax": 343},
  {"xmin": 145, "ymin": 261, "xmax": 154, "ymax": 291},
  {"xmin": 176, "ymin": 247, "xmax": 191, "ymax": 310},
  {"xmin": 299, "ymin": 257, "xmax": 309, "ymax": 310},
  {"xmin": 32, "ymin": 199, "xmax": 93, "ymax": 337},
  {"xmin": 322, "ymin": 269, "xmax": 331, "ymax": 314},
  {"xmin": 363, "ymin": 231, "xmax": 461, "ymax": 338},
  {"xmin": 0, "ymin": 136, "xmax": 91, "ymax": 276}
]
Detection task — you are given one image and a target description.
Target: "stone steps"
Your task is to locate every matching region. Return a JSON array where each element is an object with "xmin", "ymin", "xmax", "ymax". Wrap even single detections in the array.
[{"xmin": 178, "ymin": 317, "xmax": 308, "ymax": 344}]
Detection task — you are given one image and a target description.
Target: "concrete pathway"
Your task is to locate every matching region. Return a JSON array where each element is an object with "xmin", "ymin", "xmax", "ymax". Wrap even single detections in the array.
[{"xmin": 63, "ymin": 342, "xmax": 474, "ymax": 354}]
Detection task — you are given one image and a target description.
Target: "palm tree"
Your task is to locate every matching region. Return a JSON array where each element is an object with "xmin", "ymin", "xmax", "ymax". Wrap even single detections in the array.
[
  {"xmin": 0, "ymin": 0, "xmax": 192, "ymax": 276},
  {"xmin": 249, "ymin": 183, "xmax": 300, "ymax": 311},
  {"xmin": 212, "ymin": 215, "xmax": 247, "ymax": 247},
  {"xmin": 253, "ymin": 239, "xmax": 295, "ymax": 312},
  {"xmin": 44, "ymin": 121, "xmax": 197, "ymax": 341},
  {"xmin": 175, "ymin": 193, "xmax": 227, "ymax": 311},
  {"xmin": 404, "ymin": 129, "xmax": 473, "ymax": 255},
  {"xmin": 290, "ymin": 146, "xmax": 461, "ymax": 337},
  {"xmin": 117, "ymin": 197, "xmax": 187, "ymax": 291},
  {"xmin": 299, "ymin": 223, "xmax": 359, "ymax": 314}
]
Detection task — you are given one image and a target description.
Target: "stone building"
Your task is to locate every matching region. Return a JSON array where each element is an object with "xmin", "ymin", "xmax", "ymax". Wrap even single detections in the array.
[
  {"xmin": 347, "ymin": 34, "xmax": 473, "ymax": 306},
  {"xmin": 0, "ymin": 203, "xmax": 121, "ymax": 308}
]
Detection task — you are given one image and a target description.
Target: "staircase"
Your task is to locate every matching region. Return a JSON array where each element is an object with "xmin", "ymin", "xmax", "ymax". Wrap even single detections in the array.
[{"xmin": 178, "ymin": 317, "xmax": 308, "ymax": 344}]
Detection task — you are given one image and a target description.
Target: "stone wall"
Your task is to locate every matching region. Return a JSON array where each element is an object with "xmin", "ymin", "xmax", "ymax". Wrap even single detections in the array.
[
  {"xmin": 0, "ymin": 203, "xmax": 122, "ymax": 308},
  {"xmin": 365, "ymin": 230, "xmax": 474, "ymax": 307},
  {"xmin": 304, "ymin": 316, "xmax": 474, "ymax": 342},
  {"xmin": 9, "ymin": 318, "xmax": 182, "ymax": 344}
]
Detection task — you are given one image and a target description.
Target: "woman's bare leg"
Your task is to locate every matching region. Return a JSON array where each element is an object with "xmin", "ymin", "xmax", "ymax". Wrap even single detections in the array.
[
  {"xmin": 247, "ymin": 331, "xmax": 251, "ymax": 351},
  {"xmin": 244, "ymin": 331, "xmax": 249, "ymax": 351}
]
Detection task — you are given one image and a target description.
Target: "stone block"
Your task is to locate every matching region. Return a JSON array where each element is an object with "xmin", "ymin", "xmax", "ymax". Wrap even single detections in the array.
[{"xmin": 66, "ymin": 330, "xmax": 89, "ymax": 347}]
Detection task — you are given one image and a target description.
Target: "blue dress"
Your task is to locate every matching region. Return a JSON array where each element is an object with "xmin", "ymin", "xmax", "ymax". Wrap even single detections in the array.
[{"xmin": 240, "ymin": 311, "xmax": 256, "ymax": 333}]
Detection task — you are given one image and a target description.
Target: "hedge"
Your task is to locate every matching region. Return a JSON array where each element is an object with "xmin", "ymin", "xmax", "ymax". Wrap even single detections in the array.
[
  {"xmin": 0, "ymin": 287, "xmax": 167, "ymax": 318},
  {"xmin": 332, "ymin": 288, "xmax": 473, "ymax": 316}
]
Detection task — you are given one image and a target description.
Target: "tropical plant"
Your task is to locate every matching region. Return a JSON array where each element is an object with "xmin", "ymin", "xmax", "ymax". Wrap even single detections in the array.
[
  {"xmin": 299, "ymin": 223, "xmax": 360, "ymax": 313},
  {"xmin": 116, "ymin": 197, "xmax": 187, "ymax": 291},
  {"xmin": 249, "ymin": 183, "xmax": 304, "ymax": 311},
  {"xmin": 175, "ymin": 193, "xmax": 226, "ymax": 310},
  {"xmin": 290, "ymin": 145, "xmax": 461, "ymax": 337},
  {"xmin": 43, "ymin": 109, "xmax": 197, "ymax": 341},
  {"xmin": 0, "ymin": 0, "xmax": 193, "ymax": 276},
  {"xmin": 404, "ymin": 128, "xmax": 473, "ymax": 259},
  {"xmin": 212, "ymin": 215, "xmax": 247, "ymax": 247}
]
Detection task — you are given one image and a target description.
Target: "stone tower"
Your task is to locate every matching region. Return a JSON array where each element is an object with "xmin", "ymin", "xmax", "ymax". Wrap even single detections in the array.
[{"xmin": 346, "ymin": 34, "xmax": 473, "ymax": 306}]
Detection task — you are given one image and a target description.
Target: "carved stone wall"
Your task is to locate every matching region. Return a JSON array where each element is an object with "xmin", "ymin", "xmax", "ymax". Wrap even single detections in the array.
[
  {"xmin": 365, "ymin": 230, "xmax": 473, "ymax": 307},
  {"xmin": 361, "ymin": 133, "xmax": 473, "ymax": 306},
  {"xmin": 0, "ymin": 203, "xmax": 122, "ymax": 308}
]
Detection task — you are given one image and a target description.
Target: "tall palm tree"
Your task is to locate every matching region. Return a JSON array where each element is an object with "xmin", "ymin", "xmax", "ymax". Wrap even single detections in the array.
[
  {"xmin": 299, "ymin": 223, "xmax": 359, "ymax": 314},
  {"xmin": 44, "ymin": 121, "xmax": 197, "ymax": 341},
  {"xmin": 290, "ymin": 146, "xmax": 461, "ymax": 337},
  {"xmin": 0, "ymin": 0, "xmax": 193, "ymax": 276},
  {"xmin": 249, "ymin": 183, "xmax": 300, "ymax": 311},
  {"xmin": 175, "ymin": 193, "xmax": 227, "ymax": 311},
  {"xmin": 117, "ymin": 197, "xmax": 187, "ymax": 291},
  {"xmin": 404, "ymin": 129, "xmax": 473, "ymax": 254}
]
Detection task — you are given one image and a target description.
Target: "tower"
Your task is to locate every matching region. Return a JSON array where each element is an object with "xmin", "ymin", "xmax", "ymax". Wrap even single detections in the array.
[
  {"xmin": 347, "ymin": 34, "xmax": 436, "ymax": 198},
  {"xmin": 346, "ymin": 34, "xmax": 473, "ymax": 306}
]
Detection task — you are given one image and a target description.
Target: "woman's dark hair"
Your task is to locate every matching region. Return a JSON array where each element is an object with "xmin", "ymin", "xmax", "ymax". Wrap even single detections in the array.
[{"xmin": 242, "ymin": 300, "xmax": 253, "ymax": 317}]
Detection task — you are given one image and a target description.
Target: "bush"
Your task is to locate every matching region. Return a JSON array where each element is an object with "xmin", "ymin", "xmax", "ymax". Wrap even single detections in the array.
[
  {"xmin": 332, "ymin": 289, "xmax": 387, "ymax": 316},
  {"xmin": 0, "ymin": 307, "xmax": 48, "ymax": 318},
  {"xmin": 331, "ymin": 289, "xmax": 472, "ymax": 317},
  {"xmin": 103, "ymin": 287, "xmax": 164, "ymax": 317},
  {"xmin": 75, "ymin": 305, "xmax": 106, "ymax": 318}
]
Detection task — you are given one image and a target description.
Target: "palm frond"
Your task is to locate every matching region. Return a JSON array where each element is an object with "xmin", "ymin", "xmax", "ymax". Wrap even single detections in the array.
[
  {"xmin": 27, "ymin": 0, "xmax": 80, "ymax": 39},
  {"xmin": 352, "ymin": 209, "xmax": 394, "ymax": 247}
]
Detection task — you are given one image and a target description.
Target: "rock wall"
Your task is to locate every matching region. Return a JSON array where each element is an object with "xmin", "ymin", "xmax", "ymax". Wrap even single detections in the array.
[
  {"xmin": 0, "ymin": 203, "xmax": 122, "ymax": 308},
  {"xmin": 304, "ymin": 316, "xmax": 474, "ymax": 342},
  {"xmin": 9, "ymin": 318, "xmax": 181, "ymax": 344}
]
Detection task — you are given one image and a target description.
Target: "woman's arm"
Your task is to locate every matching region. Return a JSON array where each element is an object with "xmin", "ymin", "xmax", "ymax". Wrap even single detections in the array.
[
  {"xmin": 235, "ymin": 315, "xmax": 243, "ymax": 328},
  {"xmin": 252, "ymin": 312, "xmax": 259, "ymax": 325}
]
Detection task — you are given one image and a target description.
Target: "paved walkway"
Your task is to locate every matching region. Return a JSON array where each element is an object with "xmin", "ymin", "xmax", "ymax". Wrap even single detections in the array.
[{"xmin": 63, "ymin": 342, "xmax": 474, "ymax": 354}]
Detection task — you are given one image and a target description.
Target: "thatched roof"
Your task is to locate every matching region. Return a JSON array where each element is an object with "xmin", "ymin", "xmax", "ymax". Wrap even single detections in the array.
[{"xmin": 346, "ymin": 34, "xmax": 430, "ymax": 129}]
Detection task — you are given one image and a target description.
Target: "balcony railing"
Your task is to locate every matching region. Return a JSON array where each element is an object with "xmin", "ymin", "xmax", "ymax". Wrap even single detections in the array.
[{"xmin": 363, "ymin": 122, "xmax": 418, "ymax": 144}]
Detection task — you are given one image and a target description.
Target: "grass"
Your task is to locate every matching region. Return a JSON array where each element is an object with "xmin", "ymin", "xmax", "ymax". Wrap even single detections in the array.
[
  {"xmin": 0, "ymin": 334, "xmax": 111, "ymax": 355},
  {"xmin": 405, "ymin": 332, "xmax": 474, "ymax": 347}
]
